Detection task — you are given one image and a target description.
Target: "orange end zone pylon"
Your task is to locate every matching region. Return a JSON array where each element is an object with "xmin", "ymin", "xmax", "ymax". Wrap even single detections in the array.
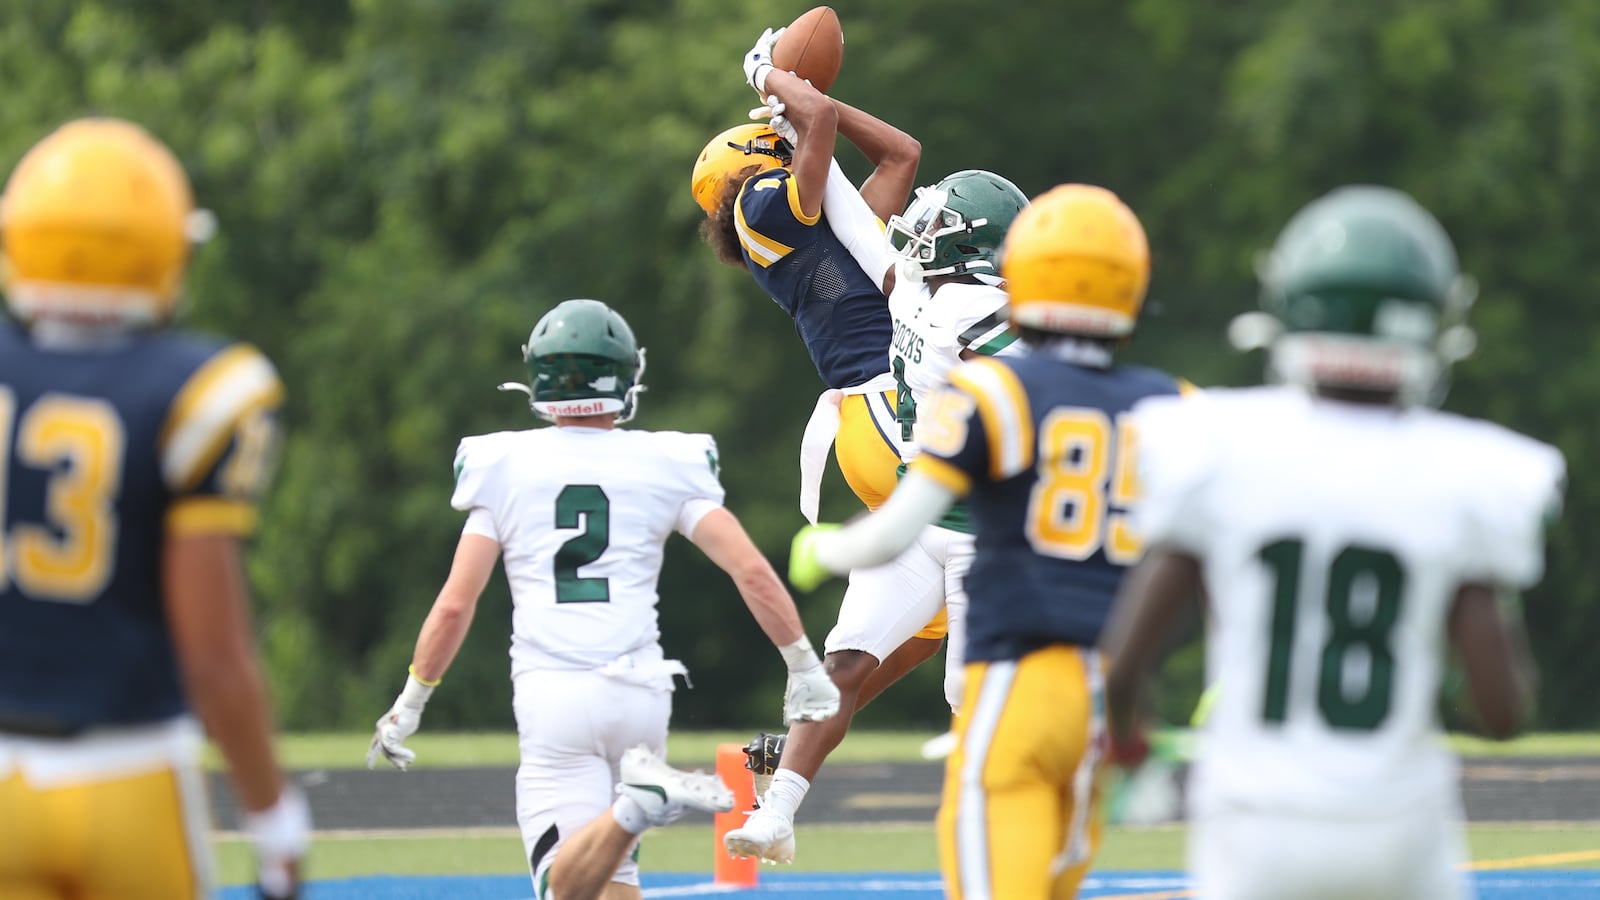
[{"xmin": 713, "ymin": 742, "xmax": 759, "ymax": 888}]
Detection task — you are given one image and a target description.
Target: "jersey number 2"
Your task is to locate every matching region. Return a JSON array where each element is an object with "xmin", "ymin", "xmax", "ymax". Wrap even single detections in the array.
[
  {"xmin": 554, "ymin": 484, "xmax": 610, "ymax": 603},
  {"xmin": 1259, "ymin": 539, "xmax": 1404, "ymax": 731},
  {"xmin": 0, "ymin": 388, "xmax": 124, "ymax": 604}
]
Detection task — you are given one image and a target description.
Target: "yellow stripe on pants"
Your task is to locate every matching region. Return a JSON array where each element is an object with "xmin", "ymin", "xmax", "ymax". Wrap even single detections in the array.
[{"xmin": 939, "ymin": 645, "xmax": 1104, "ymax": 899}]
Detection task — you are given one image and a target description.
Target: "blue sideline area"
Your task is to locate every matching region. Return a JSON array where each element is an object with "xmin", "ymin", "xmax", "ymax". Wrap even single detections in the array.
[{"xmin": 219, "ymin": 870, "xmax": 1600, "ymax": 899}]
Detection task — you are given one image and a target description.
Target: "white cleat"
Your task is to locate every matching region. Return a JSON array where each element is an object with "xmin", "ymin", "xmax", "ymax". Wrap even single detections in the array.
[
  {"xmin": 723, "ymin": 806, "xmax": 796, "ymax": 865},
  {"xmin": 619, "ymin": 745, "xmax": 735, "ymax": 827}
]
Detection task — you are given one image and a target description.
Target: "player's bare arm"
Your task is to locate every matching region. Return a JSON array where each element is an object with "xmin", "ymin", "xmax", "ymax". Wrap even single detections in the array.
[
  {"xmin": 689, "ymin": 507, "xmax": 805, "ymax": 646},
  {"xmin": 1448, "ymin": 583, "xmax": 1536, "ymax": 740},
  {"xmin": 165, "ymin": 532, "xmax": 308, "ymax": 895},
  {"xmin": 368, "ymin": 531, "xmax": 500, "ymax": 771},
  {"xmin": 690, "ymin": 507, "xmax": 841, "ymax": 724},
  {"xmin": 409, "ymin": 533, "xmax": 501, "ymax": 683},
  {"xmin": 1101, "ymin": 548, "xmax": 1203, "ymax": 760},
  {"xmin": 165, "ymin": 535, "xmax": 286, "ymax": 809},
  {"xmin": 762, "ymin": 69, "xmax": 836, "ymax": 220},
  {"xmin": 830, "ymin": 98, "xmax": 920, "ymax": 224}
]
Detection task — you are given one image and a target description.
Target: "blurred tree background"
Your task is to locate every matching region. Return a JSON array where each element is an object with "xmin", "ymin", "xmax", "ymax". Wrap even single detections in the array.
[{"xmin": 2, "ymin": 0, "xmax": 1594, "ymax": 731}]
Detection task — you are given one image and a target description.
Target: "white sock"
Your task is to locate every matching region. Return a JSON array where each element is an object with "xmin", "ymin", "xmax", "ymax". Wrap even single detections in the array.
[
  {"xmin": 761, "ymin": 769, "xmax": 810, "ymax": 820},
  {"xmin": 611, "ymin": 795, "xmax": 650, "ymax": 835}
]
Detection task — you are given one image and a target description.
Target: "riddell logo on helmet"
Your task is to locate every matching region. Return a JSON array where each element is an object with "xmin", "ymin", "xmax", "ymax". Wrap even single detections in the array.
[{"xmin": 546, "ymin": 399, "xmax": 609, "ymax": 416}]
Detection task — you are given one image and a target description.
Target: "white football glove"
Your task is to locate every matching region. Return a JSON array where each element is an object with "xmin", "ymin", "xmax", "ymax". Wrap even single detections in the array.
[
  {"xmin": 366, "ymin": 670, "xmax": 435, "ymax": 772},
  {"xmin": 246, "ymin": 784, "xmax": 311, "ymax": 900},
  {"xmin": 749, "ymin": 95, "xmax": 798, "ymax": 144},
  {"xmin": 779, "ymin": 637, "xmax": 840, "ymax": 723},
  {"xmin": 743, "ymin": 26, "xmax": 785, "ymax": 93}
]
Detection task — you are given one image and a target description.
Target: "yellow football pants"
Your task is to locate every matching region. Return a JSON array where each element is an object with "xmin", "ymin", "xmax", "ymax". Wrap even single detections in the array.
[
  {"xmin": 835, "ymin": 390, "xmax": 903, "ymax": 511},
  {"xmin": 836, "ymin": 390, "xmax": 948, "ymax": 640},
  {"xmin": 938, "ymin": 645, "xmax": 1104, "ymax": 900},
  {"xmin": 0, "ymin": 765, "xmax": 210, "ymax": 899}
]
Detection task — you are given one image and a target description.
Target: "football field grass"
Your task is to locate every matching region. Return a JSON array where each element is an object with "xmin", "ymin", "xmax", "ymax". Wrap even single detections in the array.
[
  {"xmin": 214, "ymin": 730, "xmax": 1600, "ymax": 892},
  {"xmin": 221, "ymin": 729, "xmax": 1600, "ymax": 770},
  {"xmin": 214, "ymin": 823, "xmax": 1600, "ymax": 884}
]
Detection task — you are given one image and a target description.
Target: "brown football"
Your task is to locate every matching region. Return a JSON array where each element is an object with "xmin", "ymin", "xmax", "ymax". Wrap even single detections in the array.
[{"xmin": 771, "ymin": 7, "xmax": 844, "ymax": 93}]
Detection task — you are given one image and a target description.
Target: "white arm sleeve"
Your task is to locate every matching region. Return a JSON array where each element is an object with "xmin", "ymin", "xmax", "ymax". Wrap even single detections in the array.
[
  {"xmin": 822, "ymin": 158, "xmax": 896, "ymax": 289},
  {"xmin": 676, "ymin": 496, "xmax": 723, "ymax": 538},
  {"xmin": 813, "ymin": 471, "xmax": 956, "ymax": 572},
  {"xmin": 462, "ymin": 506, "xmax": 499, "ymax": 540}
]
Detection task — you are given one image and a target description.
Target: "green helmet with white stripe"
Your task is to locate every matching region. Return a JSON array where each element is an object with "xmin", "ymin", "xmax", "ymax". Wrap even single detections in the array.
[
  {"xmin": 1235, "ymin": 185, "xmax": 1477, "ymax": 405},
  {"xmin": 888, "ymin": 170, "xmax": 1029, "ymax": 279}
]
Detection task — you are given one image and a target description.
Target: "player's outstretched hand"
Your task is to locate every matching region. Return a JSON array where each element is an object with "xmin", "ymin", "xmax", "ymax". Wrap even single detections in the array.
[
  {"xmin": 749, "ymin": 95, "xmax": 799, "ymax": 144},
  {"xmin": 366, "ymin": 670, "xmax": 436, "ymax": 771},
  {"xmin": 247, "ymin": 785, "xmax": 311, "ymax": 900},
  {"xmin": 779, "ymin": 636, "xmax": 840, "ymax": 723},
  {"xmin": 743, "ymin": 26, "xmax": 785, "ymax": 93},
  {"xmin": 788, "ymin": 523, "xmax": 840, "ymax": 592}
]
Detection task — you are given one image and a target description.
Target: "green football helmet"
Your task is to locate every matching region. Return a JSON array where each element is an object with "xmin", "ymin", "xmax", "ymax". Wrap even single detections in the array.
[
  {"xmin": 500, "ymin": 299, "xmax": 646, "ymax": 422},
  {"xmin": 887, "ymin": 170, "xmax": 1029, "ymax": 279},
  {"xmin": 1234, "ymin": 185, "xmax": 1477, "ymax": 405}
]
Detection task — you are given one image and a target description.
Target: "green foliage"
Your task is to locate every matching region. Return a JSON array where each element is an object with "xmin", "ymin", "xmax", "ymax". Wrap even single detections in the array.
[{"xmin": 4, "ymin": 0, "xmax": 1595, "ymax": 727}]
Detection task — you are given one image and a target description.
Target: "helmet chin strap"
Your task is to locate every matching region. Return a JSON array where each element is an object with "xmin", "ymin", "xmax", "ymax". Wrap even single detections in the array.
[
  {"xmin": 496, "ymin": 381, "xmax": 539, "ymax": 417},
  {"xmin": 615, "ymin": 347, "xmax": 648, "ymax": 424}
]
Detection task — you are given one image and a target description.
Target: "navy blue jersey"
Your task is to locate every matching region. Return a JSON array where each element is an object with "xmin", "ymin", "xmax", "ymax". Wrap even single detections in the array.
[
  {"xmin": 0, "ymin": 320, "xmax": 283, "ymax": 734},
  {"xmin": 910, "ymin": 349, "xmax": 1182, "ymax": 662},
  {"xmin": 734, "ymin": 167, "xmax": 893, "ymax": 389}
]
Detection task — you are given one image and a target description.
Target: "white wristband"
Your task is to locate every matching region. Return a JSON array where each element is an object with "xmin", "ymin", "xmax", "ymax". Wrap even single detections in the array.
[
  {"xmin": 779, "ymin": 637, "xmax": 821, "ymax": 672},
  {"xmin": 752, "ymin": 63, "xmax": 774, "ymax": 94},
  {"xmin": 245, "ymin": 783, "xmax": 312, "ymax": 860},
  {"xmin": 398, "ymin": 673, "xmax": 435, "ymax": 710}
]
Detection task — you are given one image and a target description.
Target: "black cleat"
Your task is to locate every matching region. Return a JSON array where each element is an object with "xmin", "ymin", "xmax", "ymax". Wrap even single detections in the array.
[{"xmin": 742, "ymin": 732, "xmax": 787, "ymax": 808}]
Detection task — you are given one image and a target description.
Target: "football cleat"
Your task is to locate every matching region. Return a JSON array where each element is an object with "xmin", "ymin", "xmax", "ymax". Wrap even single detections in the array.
[
  {"xmin": 742, "ymin": 731, "xmax": 788, "ymax": 808},
  {"xmin": 618, "ymin": 745, "xmax": 735, "ymax": 827},
  {"xmin": 724, "ymin": 805, "xmax": 797, "ymax": 865}
]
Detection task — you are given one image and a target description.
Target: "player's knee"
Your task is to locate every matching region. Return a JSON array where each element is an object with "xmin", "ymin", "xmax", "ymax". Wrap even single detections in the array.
[{"xmin": 823, "ymin": 649, "xmax": 877, "ymax": 691}]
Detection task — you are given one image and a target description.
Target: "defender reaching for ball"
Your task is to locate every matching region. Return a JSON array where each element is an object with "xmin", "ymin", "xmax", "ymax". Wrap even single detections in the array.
[{"xmin": 724, "ymin": 171, "xmax": 1031, "ymax": 867}]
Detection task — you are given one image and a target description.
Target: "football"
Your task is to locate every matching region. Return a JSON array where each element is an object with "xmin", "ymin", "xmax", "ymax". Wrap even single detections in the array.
[{"xmin": 772, "ymin": 6, "xmax": 844, "ymax": 93}]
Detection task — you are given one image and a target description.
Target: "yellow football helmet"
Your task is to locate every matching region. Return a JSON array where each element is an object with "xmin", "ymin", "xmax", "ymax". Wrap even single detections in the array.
[
  {"xmin": 690, "ymin": 123, "xmax": 791, "ymax": 215},
  {"xmin": 1, "ymin": 117, "xmax": 210, "ymax": 327},
  {"xmin": 1001, "ymin": 184, "xmax": 1150, "ymax": 337}
]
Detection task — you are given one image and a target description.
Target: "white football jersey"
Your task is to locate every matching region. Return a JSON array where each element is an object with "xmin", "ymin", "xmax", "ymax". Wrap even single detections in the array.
[
  {"xmin": 1133, "ymin": 386, "xmax": 1563, "ymax": 817},
  {"xmin": 451, "ymin": 426, "xmax": 724, "ymax": 673},
  {"xmin": 888, "ymin": 276, "xmax": 1017, "ymax": 461}
]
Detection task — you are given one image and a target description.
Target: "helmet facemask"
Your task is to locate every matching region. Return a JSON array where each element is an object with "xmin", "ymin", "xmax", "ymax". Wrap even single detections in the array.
[
  {"xmin": 1236, "ymin": 279, "xmax": 1478, "ymax": 407},
  {"xmin": 887, "ymin": 186, "xmax": 995, "ymax": 279}
]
